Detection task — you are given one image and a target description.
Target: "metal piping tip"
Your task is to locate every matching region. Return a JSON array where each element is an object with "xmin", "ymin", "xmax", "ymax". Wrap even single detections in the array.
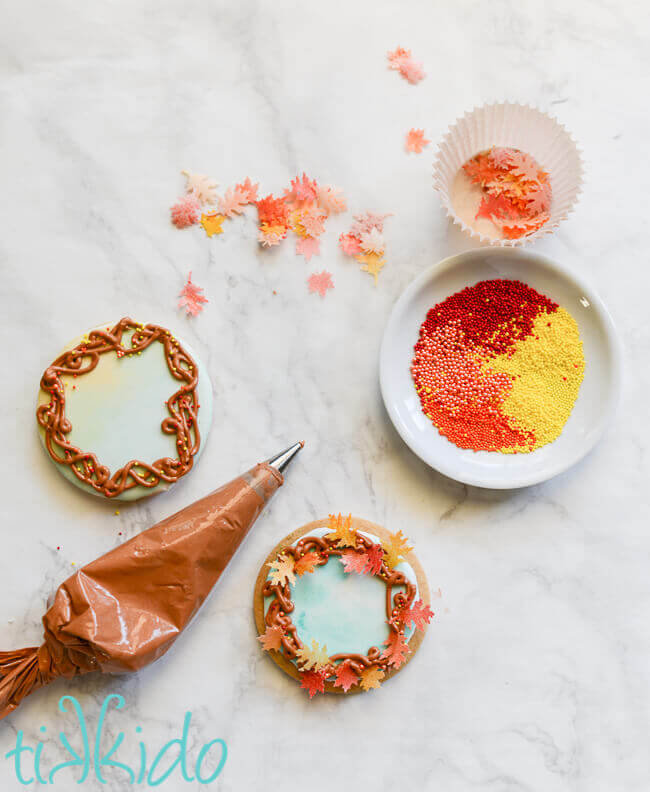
[{"xmin": 266, "ymin": 441, "xmax": 304, "ymax": 473}]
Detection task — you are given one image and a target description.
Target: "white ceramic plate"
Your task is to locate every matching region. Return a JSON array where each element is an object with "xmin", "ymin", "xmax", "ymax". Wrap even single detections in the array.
[{"xmin": 380, "ymin": 248, "xmax": 622, "ymax": 488}]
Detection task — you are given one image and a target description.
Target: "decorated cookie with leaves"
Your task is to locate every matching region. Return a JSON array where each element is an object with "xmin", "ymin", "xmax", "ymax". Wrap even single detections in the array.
[{"xmin": 254, "ymin": 515, "xmax": 433, "ymax": 697}]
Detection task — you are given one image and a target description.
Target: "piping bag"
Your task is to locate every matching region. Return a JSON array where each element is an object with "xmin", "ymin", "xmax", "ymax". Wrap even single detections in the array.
[{"xmin": 0, "ymin": 442, "xmax": 302, "ymax": 720}]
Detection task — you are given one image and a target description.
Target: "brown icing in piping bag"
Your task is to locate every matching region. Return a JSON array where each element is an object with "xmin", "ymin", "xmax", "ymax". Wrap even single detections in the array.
[{"xmin": 0, "ymin": 442, "xmax": 303, "ymax": 720}]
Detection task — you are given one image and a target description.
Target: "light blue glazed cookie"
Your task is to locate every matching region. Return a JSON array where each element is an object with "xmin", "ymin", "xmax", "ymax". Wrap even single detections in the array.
[{"xmin": 36, "ymin": 319, "xmax": 213, "ymax": 502}]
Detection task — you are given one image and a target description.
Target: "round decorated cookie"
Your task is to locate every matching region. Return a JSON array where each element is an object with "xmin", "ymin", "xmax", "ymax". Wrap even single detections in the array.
[
  {"xmin": 36, "ymin": 318, "xmax": 213, "ymax": 501},
  {"xmin": 254, "ymin": 515, "xmax": 433, "ymax": 697}
]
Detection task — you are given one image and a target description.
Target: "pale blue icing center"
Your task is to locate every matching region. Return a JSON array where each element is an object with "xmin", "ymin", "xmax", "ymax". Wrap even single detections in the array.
[{"xmin": 264, "ymin": 528, "xmax": 418, "ymax": 659}]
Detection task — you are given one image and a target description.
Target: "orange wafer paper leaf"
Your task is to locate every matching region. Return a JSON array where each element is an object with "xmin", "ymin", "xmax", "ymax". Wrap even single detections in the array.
[
  {"xmin": 295, "ymin": 551, "xmax": 320, "ymax": 577},
  {"xmin": 325, "ymin": 513, "xmax": 357, "ymax": 548},
  {"xmin": 405, "ymin": 128, "xmax": 430, "ymax": 153},
  {"xmin": 258, "ymin": 625, "xmax": 284, "ymax": 651},
  {"xmin": 381, "ymin": 529, "xmax": 413, "ymax": 570},
  {"xmin": 401, "ymin": 599, "xmax": 434, "ymax": 631},
  {"xmin": 359, "ymin": 665, "xmax": 384, "ymax": 691}
]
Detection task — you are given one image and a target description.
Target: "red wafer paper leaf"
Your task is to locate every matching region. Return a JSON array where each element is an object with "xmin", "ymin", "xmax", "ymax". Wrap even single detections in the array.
[
  {"xmin": 359, "ymin": 665, "xmax": 384, "ymax": 691},
  {"xmin": 381, "ymin": 631, "xmax": 410, "ymax": 669},
  {"xmin": 307, "ymin": 270, "xmax": 334, "ymax": 298},
  {"xmin": 340, "ymin": 549, "xmax": 370, "ymax": 575},
  {"xmin": 258, "ymin": 625, "xmax": 284, "ymax": 651},
  {"xmin": 295, "ymin": 551, "xmax": 320, "ymax": 576},
  {"xmin": 401, "ymin": 599, "xmax": 434, "ymax": 631},
  {"xmin": 296, "ymin": 235, "xmax": 320, "ymax": 262},
  {"xmin": 256, "ymin": 194, "xmax": 289, "ymax": 227},
  {"xmin": 405, "ymin": 128, "xmax": 430, "ymax": 153},
  {"xmin": 333, "ymin": 662, "xmax": 359, "ymax": 693},
  {"xmin": 475, "ymin": 193, "xmax": 516, "ymax": 222},
  {"xmin": 365, "ymin": 543, "xmax": 384, "ymax": 575},
  {"xmin": 170, "ymin": 195, "xmax": 201, "ymax": 229},
  {"xmin": 339, "ymin": 233, "xmax": 362, "ymax": 256},
  {"xmin": 178, "ymin": 272, "xmax": 208, "ymax": 316},
  {"xmin": 300, "ymin": 669, "xmax": 327, "ymax": 698}
]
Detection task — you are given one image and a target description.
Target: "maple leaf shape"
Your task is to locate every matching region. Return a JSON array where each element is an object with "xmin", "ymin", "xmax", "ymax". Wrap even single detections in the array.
[
  {"xmin": 235, "ymin": 177, "xmax": 259, "ymax": 203},
  {"xmin": 267, "ymin": 553, "xmax": 296, "ymax": 586},
  {"xmin": 380, "ymin": 529, "xmax": 413, "ymax": 570},
  {"xmin": 325, "ymin": 513, "xmax": 357, "ymax": 548},
  {"xmin": 170, "ymin": 195, "xmax": 200, "ymax": 229},
  {"xmin": 359, "ymin": 227, "xmax": 385, "ymax": 254},
  {"xmin": 301, "ymin": 208, "xmax": 327, "ymax": 237},
  {"xmin": 349, "ymin": 212, "xmax": 391, "ymax": 237},
  {"xmin": 462, "ymin": 153, "xmax": 502, "ymax": 187},
  {"xmin": 355, "ymin": 252, "xmax": 386, "ymax": 285},
  {"xmin": 181, "ymin": 171, "xmax": 218, "ymax": 205},
  {"xmin": 218, "ymin": 186, "xmax": 250, "ymax": 218},
  {"xmin": 258, "ymin": 222, "xmax": 287, "ymax": 247},
  {"xmin": 387, "ymin": 46, "xmax": 411, "ymax": 68},
  {"xmin": 178, "ymin": 272, "xmax": 208, "ymax": 316},
  {"xmin": 200, "ymin": 212, "xmax": 226, "ymax": 237},
  {"xmin": 488, "ymin": 147, "xmax": 514, "ymax": 169},
  {"xmin": 359, "ymin": 665, "xmax": 384, "ymax": 691},
  {"xmin": 405, "ymin": 128, "xmax": 430, "ymax": 154},
  {"xmin": 257, "ymin": 625, "xmax": 284, "ymax": 651},
  {"xmin": 300, "ymin": 669, "xmax": 326, "ymax": 698},
  {"xmin": 333, "ymin": 662, "xmax": 359, "ymax": 693},
  {"xmin": 509, "ymin": 151, "xmax": 546, "ymax": 184},
  {"xmin": 399, "ymin": 58, "xmax": 425, "ymax": 84},
  {"xmin": 256, "ymin": 194, "xmax": 290, "ymax": 226},
  {"xmin": 475, "ymin": 193, "xmax": 516, "ymax": 222},
  {"xmin": 365, "ymin": 543, "xmax": 384, "ymax": 575},
  {"xmin": 401, "ymin": 599, "xmax": 434, "ymax": 631},
  {"xmin": 339, "ymin": 233, "xmax": 362, "ymax": 256},
  {"xmin": 317, "ymin": 185, "xmax": 347, "ymax": 215},
  {"xmin": 296, "ymin": 235, "xmax": 320, "ymax": 262},
  {"xmin": 295, "ymin": 551, "xmax": 320, "ymax": 576},
  {"xmin": 296, "ymin": 639, "xmax": 329, "ymax": 671},
  {"xmin": 524, "ymin": 184, "xmax": 551, "ymax": 216},
  {"xmin": 381, "ymin": 631, "xmax": 410, "ymax": 669},
  {"xmin": 307, "ymin": 270, "xmax": 334, "ymax": 298},
  {"xmin": 340, "ymin": 548, "xmax": 371, "ymax": 575},
  {"xmin": 288, "ymin": 173, "xmax": 319, "ymax": 203},
  {"xmin": 500, "ymin": 213, "xmax": 550, "ymax": 239}
]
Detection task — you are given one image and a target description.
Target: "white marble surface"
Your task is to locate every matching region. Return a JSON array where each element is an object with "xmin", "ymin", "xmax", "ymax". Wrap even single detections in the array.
[{"xmin": 1, "ymin": 1, "xmax": 649, "ymax": 789}]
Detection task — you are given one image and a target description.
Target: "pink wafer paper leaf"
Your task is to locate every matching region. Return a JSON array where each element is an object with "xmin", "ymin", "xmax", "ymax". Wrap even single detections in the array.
[
  {"xmin": 296, "ymin": 235, "xmax": 320, "ymax": 262},
  {"xmin": 307, "ymin": 270, "xmax": 334, "ymax": 298},
  {"xmin": 178, "ymin": 272, "xmax": 208, "ymax": 316},
  {"xmin": 405, "ymin": 128, "xmax": 430, "ymax": 153},
  {"xmin": 339, "ymin": 233, "xmax": 362, "ymax": 256},
  {"xmin": 170, "ymin": 195, "xmax": 201, "ymax": 229}
]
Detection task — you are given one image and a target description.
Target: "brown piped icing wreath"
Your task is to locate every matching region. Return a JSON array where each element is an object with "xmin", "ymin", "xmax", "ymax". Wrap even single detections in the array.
[
  {"xmin": 254, "ymin": 515, "xmax": 433, "ymax": 697},
  {"xmin": 36, "ymin": 317, "xmax": 201, "ymax": 499}
]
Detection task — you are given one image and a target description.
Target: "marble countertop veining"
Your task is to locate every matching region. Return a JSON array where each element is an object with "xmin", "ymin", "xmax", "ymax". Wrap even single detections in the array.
[{"xmin": 1, "ymin": 1, "xmax": 649, "ymax": 789}]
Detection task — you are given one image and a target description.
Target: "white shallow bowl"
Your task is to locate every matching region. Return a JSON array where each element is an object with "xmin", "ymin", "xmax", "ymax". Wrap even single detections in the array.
[{"xmin": 380, "ymin": 249, "xmax": 622, "ymax": 489}]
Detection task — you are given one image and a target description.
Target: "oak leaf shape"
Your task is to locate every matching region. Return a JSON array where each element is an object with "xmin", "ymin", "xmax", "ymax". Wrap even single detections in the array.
[
  {"xmin": 267, "ymin": 553, "xmax": 296, "ymax": 586},
  {"xmin": 296, "ymin": 639, "xmax": 329, "ymax": 671},
  {"xmin": 380, "ymin": 529, "xmax": 413, "ymax": 570},
  {"xmin": 294, "ymin": 551, "xmax": 320, "ymax": 576},
  {"xmin": 326, "ymin": 513, "xmax": 357, "ymax": 548}
]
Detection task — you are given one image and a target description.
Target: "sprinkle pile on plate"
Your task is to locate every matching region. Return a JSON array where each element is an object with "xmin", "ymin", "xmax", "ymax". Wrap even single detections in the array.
[
  {"xmin": 411, "ymin": 279, "xmax": 585, "ymax": 453},
  {"xmin": 461, "ymin": 147, "xmax": 551, "ymax": 239}
]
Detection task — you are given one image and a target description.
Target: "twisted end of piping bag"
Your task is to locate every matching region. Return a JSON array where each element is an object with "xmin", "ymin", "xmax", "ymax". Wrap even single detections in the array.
[{"xmin": 0, "ymin": 441, "xmax": 304, "ymax": 721}]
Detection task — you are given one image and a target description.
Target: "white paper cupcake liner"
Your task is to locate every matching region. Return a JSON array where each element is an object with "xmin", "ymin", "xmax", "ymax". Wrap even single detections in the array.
[{"xmin": 432, "ymin": 102, "xmax": 584, "ymax": 246}]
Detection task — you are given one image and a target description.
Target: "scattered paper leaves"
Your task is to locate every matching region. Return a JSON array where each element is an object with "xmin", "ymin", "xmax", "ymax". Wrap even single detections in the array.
[
  {"xmin": 295, "ymin": 551, "xmax": 321, "ymax": 576},
  {"xmin": 300, "ymin": 669, "xmax": 327, "ymax": 698},
  {"xmin": 340, "ymin": 213, "xmax": 391, "ymax": 285},
  {"xmin": 387, "ymin": 46, "xmax": 425, "ymax": 84},
  {"xmin": 325, "ymin": 513, "xmax": 357, "ymax": 548},
  {"xmin": 405, "ymin": 128, "xmax": 430, "ymax": 153},
  {"xmin": 461, "ymin": 147, "xmax": 552, "ymax": 239},
  {"xmin": 170, "ymin": 195, "xmax": 200, "ymax": 229},
  {"xmin": 200, "ymin": 212, "xmax": 225, "ymax": 237},
  {"xmin": 359, "ymin": 227, "xmax": 385, "ymax": 254},
  {"xmin": 333, "ymin": 662, "xmax": 359, "ymax": 692},
  {"xmin": 296, "ymin": 639, "xmax": 330, "ymax": 671},
  {"xmin": 268, "ymin": 553, "xmax": 296, "ymax": 587},
  {"xmin": 307, "ymin": 270, "xmax": 334, "ymax": 298},
  {"xmin": 178, "ymin": 272, "xmax": 208, "ymax": 316},
  {"xmin": 381, "ymin": 529, "xmax": 413, "ymax": 570},
  {"xmin": 359, "ymin": 665, "xmax": 384, "ymax": 691},
  {"xmin": 381, "ymin": 631, "xmax": 410, "ymax": 669},
  {"xmin": 258, "ymin": 625, "xmax": 284, "ymax": 651}
]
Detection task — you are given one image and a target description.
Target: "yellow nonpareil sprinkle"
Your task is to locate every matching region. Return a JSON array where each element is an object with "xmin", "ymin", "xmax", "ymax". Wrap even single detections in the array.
[{"xmin": 486, "ymin": 308, "xmax": 585, "ymax": 452}]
